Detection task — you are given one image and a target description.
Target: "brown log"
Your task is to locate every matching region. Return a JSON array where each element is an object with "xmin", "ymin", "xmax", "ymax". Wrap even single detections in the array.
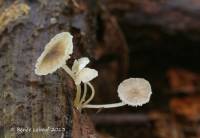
[
  {"xmin": 0, "ymin": 0, "xmax": 128, "ymax": 138},
  {"xmin": 0, "ymin": 0, "xmax": 97, "ymax": 138}
]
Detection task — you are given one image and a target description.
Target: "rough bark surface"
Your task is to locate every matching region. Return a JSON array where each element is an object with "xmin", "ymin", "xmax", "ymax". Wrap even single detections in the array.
[
  {"xmin": 0, "ymin": 0, "xmax": 95, "ymax": 138},
  {"xmin": 0, "ymin": 0, "xmax": 128, "ymax": 138}
]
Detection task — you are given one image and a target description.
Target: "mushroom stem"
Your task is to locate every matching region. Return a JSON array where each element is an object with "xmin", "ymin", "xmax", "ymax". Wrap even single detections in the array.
[
  {"xmin": 62, "ymin": 64, "xmax": 82, "ymax": 107},
  {"xmin": 82, "ymin": 102, "xmax": 126, "ymax": 108},
  {"xmin": 74, "ymin": 84, "xmax": 81, "ymax": 106},
  {"xmin": 78, "ymin": 83, "xmax": 87, "ymax": 106},
  {"xmin": 62, "ymin": 64, "xmax": 75, "ymax": 79},
  {"xmin": 82, "ymin": 82, "xmax": 95, "ymax": 106}
]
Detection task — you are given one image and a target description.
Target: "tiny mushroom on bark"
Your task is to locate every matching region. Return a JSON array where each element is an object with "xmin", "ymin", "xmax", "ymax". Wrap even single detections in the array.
[
  {"xmin": 72, "ymin": 57, "xmax": 98, "ymax": 85},
  {"xmin": 34, "ymin": 32, "xmax": 152, "ymax": 111},
  {"xmin": 35, "ymin": 32, "xmax": 73, "ymax": 76},
  {"xmin": 72, "ymin": 57, "xmax": 90, "ymax": 73},
  {"xmin": 71, "ymin": 57, "xmax": 98, "ymax": 108},
  {"xmin": 117, "ymin": 78, "xmax": 152, "ymax": 106},
  {"xmin": 34, "ymin": 33, "xmax": 98, "ymax": 109},
  {"xmin": 83, "ymin": 78, "xmax": 152, "ymax": 108}
]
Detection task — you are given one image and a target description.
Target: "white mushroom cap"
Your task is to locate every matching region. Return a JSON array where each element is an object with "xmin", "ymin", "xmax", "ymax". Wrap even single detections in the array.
[
  {"xmin": 74, "ymin": 68, "xmax": 98, "ymax": 85},
  {"xmin": 117, "ymin": 78, "xmax": 152, "ymax": 106},
  {"xmin": 35, "ymin": 32, "xmax": 73, "ymax": 75},
  {"xmin": 72, "ymin": 57, "xmax": 90, "ymax": 73},
  {"xmin": 71, "ymin": 57, "xmax": 98, "ymax": 85}
]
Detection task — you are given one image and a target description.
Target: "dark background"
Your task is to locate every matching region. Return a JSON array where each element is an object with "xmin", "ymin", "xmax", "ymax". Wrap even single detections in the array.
[{"xmin": 90, "ymin": 0, "xmax": 200, "ymax": 138}]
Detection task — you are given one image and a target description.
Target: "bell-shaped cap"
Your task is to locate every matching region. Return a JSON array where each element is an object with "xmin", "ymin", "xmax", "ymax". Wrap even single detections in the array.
[
  {"xmin": 74, "ymin": 68, "xmax": 98, "ymax": 85},
  {"xmin": 72, "ymin": 57, "xmax": 90, "ymax": 73},
  {"xmin": 117, "ymin": 78, "xmax": 152, "ymax": 106},
  {"xmin": 35, "ymin": 32, "xmax": 73, "ymax": 75}
]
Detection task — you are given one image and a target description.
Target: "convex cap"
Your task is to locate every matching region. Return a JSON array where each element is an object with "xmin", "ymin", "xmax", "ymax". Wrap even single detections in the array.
[
  {"xmin": 35, "ymin": 32, "xmax": 73, "ymax": 75},
  {"xmin": 117, "ymin": 78, "xmax": 152, "ymax": 106}
]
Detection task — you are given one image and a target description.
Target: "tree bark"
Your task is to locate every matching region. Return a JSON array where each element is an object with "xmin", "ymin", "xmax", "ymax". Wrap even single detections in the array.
[
  {"xmin": 0, "ymin": 0, "xmax": 128, "ymax": 138},
  {"xmin": 0, "ymin": 0, "xmax": 96, "ymax": 138}
]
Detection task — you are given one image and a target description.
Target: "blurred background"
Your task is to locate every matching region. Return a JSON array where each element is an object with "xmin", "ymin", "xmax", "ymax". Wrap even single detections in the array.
[{"xmin": 88, "ymin": 0, "xmax": 200, "ymax": 138}]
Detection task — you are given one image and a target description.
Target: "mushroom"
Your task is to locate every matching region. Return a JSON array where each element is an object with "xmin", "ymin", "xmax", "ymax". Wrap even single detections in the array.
[
  {"xmin": 34, "ymin": 32, "xmax": 152, "ymax": 111},
  {"xmin": 72, "ymin": 57, "xmax": 90, "ymax": 74},
  {"xmin": 71, "ymin": 57, "xmax": 98, "ymax": 108},
  {"xmin": 72, "ymin": 57, "xmax": 98, "ymax": 85},
  {"xmin": 35, "ymin": 32, "xmax": 74, "ymax": 78},
  {"xmin": 82, "ymin": 78, "xmax": 152, "ymax": 108},
  {"xmin": 35, "ymin": 35, "xmax": 98, "ymax": 109}
]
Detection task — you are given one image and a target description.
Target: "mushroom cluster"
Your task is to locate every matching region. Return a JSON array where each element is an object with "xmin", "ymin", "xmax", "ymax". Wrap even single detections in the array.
[{"xmin": 35, "ymin": 32, "xmax": 152, "ymax": 111}]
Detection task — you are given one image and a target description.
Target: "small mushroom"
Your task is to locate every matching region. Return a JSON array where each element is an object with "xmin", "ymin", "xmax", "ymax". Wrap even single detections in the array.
[
  {"xmin": 82, "ymin": 78, "xmax": 152, "ymax": 108},
  {"xmin": 71, "ymin": 57, "xmax": 98, "ymax": 108},
  {"xmin": 34, "ymin": 32, "xmax": 99, "ymax": 110},
  {"xmin": 35, "ymin": 32, "xmax": 73, "ymax": 76},
  {"xmin": 34, "ymin": 32, "xmax": 152, "ymax": 111},
  {"xmin": 72, "ymin": 57, "xmax": 90, "ymax": 73},
  {"xmin": 74, "ymin": 68, "xmax": 98, "ymax": 85},
  {"xmin": 71, "ymin": 57, "xmax": 98, "ymax": 85},
  {"xmin": 118, "ymin": 78, "xmax": 152, "ymax": 106}
]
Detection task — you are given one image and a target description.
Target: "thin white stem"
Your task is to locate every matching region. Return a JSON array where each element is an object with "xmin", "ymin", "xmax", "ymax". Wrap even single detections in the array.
[
  {"xmin": 83, "ymin": 82, "xmax": 95, "ymax": 106},
  {"xmin": 79, "ymin": 83, "xmax": 87, "ymax": 106},
  {"xmin": 62, "ymin": 65, "xmax": 75, "ymax": 79},
  {"xmin": 82, "ymin": 102, "xmax": 126, "ymax": 108},
  {"xmin": 62, "ymin": 64, "xmax": 81, "ymax": 107},
  {"xmin": 74, "ymin": 84, "xmax": 81, "ymax": 106}
]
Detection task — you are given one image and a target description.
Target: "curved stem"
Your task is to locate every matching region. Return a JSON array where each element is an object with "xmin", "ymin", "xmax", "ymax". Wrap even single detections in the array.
[
  {"xmin": 74, "ymin": 84, "xmax": 81, "ymax": 107},
  {"xmin": 82, "ymin": 102, "xmax": 126, "ymax": 108},
  {"xmin": 79, "ymin": 83, "xmax": 87, "ymax": 106},
  {"xmin": 62, "ymin": 64, "xmax": 81, "ymax": 107},
  {"xmin": 62, "ymin": 65, "xmax": 75, "ymax": 79},
  {"xmin": 82, "ymin": 82, "xmax": 95, "ymax": 106}
]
